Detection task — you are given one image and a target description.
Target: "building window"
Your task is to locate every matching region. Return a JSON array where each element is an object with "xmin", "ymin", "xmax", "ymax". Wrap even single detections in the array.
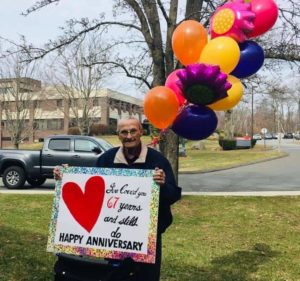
[
  {"xmin": 21, "ymin": 101, "xmax": 30, "ymax": 109},
  {"xmin": 0, "ymin": 87, "xmax": 12, "ymax": 94},
  {"xmin": 93, "ymin": 98, "xmax": 99, "ymax": 106},
  {"xmin": 47, "ymin": 119, "xmax": 63, "ymax": 130},
  {"xmin": 33, "ymin": 100, "xmax": 42, "ymax": 108},
  {"xmin": 35, "ymin": 119, "xmax": 47, "ymax": 130},
  {"xmin": 57, "ymin": 99, "xmax": 63, "ymax": 107}
]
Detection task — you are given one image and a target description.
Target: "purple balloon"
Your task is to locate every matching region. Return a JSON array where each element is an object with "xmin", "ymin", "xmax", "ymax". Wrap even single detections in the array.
[
  {"xmin": 231, "ymin": 40, "xmax": 264, "ymax": 78},
  {"xmin": 172, "ymin": 105, "xmax": 218, "ymax": 140},
  {"xmin": 176, "ymin": 63, "xmax": 231, "ymax": 106}
]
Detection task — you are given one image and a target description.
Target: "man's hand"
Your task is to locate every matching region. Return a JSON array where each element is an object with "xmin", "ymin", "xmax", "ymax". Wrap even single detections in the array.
[
  {"xmin": 53, "ymin": 164, "xmax": 69, "ymax": 181},
  {"xmin": 153, "ymin": 167, "xmax": 166, "ymax": 186}
]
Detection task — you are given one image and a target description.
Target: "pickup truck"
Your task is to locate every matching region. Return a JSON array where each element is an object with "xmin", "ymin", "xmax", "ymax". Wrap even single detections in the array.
[{"xmin": 0, "ymin": 135, "xmax": 113, "ymax": 189}]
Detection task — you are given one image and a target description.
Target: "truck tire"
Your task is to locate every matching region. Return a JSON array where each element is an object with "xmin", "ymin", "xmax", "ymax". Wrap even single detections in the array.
[
  {"xmin": 2, "ymin": 166, "xmax": 26, "ymax": 189},
  {"xmin": 27, "ymin": 177, "xmax": 47, "ymax": 187}
]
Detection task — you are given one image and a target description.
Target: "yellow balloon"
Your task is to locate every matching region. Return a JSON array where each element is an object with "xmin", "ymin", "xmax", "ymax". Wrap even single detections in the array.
[
  {"xmin": 199, "ymin": 36, "xmax": 240, "ymax": 74},
  {"xmin": 208, "ymin": 75, "xmax": 243, "ymax": 111}
]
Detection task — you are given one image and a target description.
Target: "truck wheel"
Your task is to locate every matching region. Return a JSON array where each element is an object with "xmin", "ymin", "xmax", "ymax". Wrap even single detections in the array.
[
  {"xmin": 27, "ymin": 177, "xmax": 46, "ymax": 187},
  {"xmin": 2, "ymin": 166, "xmax": 26, "ymax": 189}
]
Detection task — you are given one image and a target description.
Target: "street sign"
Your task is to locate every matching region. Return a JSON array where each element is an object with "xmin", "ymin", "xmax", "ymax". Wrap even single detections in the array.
[{"xmin": 261, "ymin": 128, "xmax": 268, "ymax": 134}]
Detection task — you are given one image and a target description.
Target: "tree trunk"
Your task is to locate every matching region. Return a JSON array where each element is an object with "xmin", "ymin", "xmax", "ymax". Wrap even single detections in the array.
[
  {"xmin": 224, "ymin": 110, "xmax": 233, "ymax": 139},
  {"xmin": 298, "ymin": 99, "xmax": 300, "ymax": 130},
  {"xmin": 159, "ymin": 129, "xmax": 179, "ymax": 183},
  {"xmin": 185, "ymin": 0, "xmax": 204, "ymax": 20}
]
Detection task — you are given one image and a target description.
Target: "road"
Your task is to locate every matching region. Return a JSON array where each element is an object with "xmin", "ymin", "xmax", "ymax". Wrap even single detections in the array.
[
  {"xmin": 0, "ymin": 139, "xmax": 299, "ymax": 194},
  {"xmin": 179, "ymin": 139, "xmax": 300, "ymax": 193}
]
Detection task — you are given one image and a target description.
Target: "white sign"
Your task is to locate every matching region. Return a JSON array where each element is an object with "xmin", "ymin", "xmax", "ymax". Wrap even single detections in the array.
[
  {"xmin": 261, "ymin": 128, "xmax": 268, "ymax": 134},
  {"xmin": 47, "ymin": 167, "xmax": 159, "ymax": 264}
]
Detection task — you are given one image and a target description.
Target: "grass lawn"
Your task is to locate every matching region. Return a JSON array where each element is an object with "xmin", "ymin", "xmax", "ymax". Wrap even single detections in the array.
[
  {"xmin": 19, "ymin": 137, "xmax": 286, "ymax": 173},
  {"xmin": 1, "ymin": 194, "xmax": 300, "ymax": 281}
]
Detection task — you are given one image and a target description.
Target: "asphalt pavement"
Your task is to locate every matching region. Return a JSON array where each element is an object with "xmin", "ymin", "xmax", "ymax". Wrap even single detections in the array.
[{"xmin": 179, "ymin": 138, "xmax": 300, "ymax": 195}]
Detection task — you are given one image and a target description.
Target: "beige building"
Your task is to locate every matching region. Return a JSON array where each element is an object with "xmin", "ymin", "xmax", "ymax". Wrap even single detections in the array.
[{"xmin": 0, "ymin": 78, "xmax": 144, "ymax": 147}]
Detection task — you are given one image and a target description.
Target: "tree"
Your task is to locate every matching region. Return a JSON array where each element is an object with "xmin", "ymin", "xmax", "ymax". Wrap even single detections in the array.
[
  {"xmin": 45, "ymin": 34, "xmax": 109, "ymax": 135},
  {"xmin": 7, "ymin": 0, "xmax": 300, "ymax": 178},
  {"xmin": 0, "ymin": 51, "xmax": 41, "ymax": 148}
]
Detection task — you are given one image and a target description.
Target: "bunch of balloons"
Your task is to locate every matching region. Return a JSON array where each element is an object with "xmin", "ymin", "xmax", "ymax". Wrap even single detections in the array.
[{"xmin": 144, "ymin": 0, "xmax": 278, "ymax": 140}]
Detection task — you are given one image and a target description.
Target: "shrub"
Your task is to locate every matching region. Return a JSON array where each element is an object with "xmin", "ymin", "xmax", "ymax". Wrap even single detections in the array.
[
  {"xmin": 251, "ymin": 139, "xmax": 257, "ymax": 148},
  {"xmin": 219, "ymin": 139, "xmax": 237, "ymax": 150},
  {"xmin": 89, "ymin": 123, "xmax": 113, "ymax": 135},
  {"xmin": 68, "ymin": 127, "xmax": 81, "ymax": 135}
]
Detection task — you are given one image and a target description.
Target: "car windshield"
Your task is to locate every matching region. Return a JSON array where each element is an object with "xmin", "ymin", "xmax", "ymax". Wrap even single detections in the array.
[{"xmin": 94, "ymin": 138, "xmax": 114, "ymax": 151}]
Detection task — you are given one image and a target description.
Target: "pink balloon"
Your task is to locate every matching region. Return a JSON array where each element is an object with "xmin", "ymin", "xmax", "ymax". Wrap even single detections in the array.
[
  {"xmin": 165, "ymin": 70, "xmax": 186, "ymax": 106},
  {"xmin": 248, "ymin": 0, "xmax": 279, "ymax": 38}
]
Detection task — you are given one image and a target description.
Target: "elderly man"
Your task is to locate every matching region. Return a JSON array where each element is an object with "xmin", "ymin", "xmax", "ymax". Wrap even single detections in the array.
[
  {"xmin": 96, "ymin": 118, "xmax": 181, "ymax": 281},
  {"xmin": 54, "ymin": 118, "xmax": 181, "ymax": 281}
]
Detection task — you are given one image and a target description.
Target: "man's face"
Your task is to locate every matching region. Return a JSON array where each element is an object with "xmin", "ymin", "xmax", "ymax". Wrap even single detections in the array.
[{"xmin": 117, "ymin": 119, "xmax": 143, "ymax": 148}]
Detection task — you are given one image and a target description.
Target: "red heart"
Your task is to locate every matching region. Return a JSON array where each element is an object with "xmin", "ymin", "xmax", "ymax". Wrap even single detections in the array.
[{"xmin": 62, "ymin": 176, "xmax": 105, "ymax": 233}]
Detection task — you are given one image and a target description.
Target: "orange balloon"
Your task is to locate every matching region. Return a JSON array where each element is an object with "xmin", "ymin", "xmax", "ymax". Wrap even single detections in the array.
[
  {"xmin": 144, "ymin": 86, "xmax": 179, "ymax": 129},
  {"xmin": 172, "ymin": 20, "xmax": 208, "ymax": 66},
  {"xmin": 208, "ymin": 75, "xmax": 243, "ymax": 111}
]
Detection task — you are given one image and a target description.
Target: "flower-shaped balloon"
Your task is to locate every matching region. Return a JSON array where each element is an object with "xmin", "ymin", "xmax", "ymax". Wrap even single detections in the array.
[
  {"xmin": 210, "ymin": 0, "xmax": 256, "ymax": 42},
  {"xmin": 176, "ymin": 63, "xmax": 232, "ymax": 106}
]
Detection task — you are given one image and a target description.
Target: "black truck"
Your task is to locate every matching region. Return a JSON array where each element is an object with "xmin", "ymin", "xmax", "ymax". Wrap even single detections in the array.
[{"xmin": 0, "ymin": 135, "xmax": 113, "ymax": 189}]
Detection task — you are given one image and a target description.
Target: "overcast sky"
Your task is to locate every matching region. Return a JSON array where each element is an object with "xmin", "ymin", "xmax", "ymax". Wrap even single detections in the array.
[
  {"xmin": 0, "ymin": 1, "xmax": 298, "ymax": 98},
  {"xmin": 0, "ymin": 1, "xmax": 144, "ymax": 97},
  {"xmin": 0, "ymin": 0, "xmax": 109, "ymax": 43}
]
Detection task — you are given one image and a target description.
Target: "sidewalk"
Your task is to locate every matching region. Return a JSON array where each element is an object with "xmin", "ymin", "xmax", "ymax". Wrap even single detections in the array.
[
  {"xmin": 183, "ymin": 191, "xmax": 300, "ymax": 196},
  {"xmin": 1, "ymin": 189, "xmax": 300, "ymax": 197}
]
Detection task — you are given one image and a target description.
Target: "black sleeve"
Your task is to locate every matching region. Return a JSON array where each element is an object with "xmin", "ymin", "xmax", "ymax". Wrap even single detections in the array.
[
  {"xmin": 96, "ymin": 152, "xmax": 109, "ymax": 168},
  {"xmin": 159, "ymin": 157, "xmax": 182, "ymax": 205}
]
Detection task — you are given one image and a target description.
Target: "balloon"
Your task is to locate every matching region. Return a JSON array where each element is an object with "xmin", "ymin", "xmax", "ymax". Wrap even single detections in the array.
[
  {"xmin": 231, "ymin": 40, "xmax": 264, "ymax": 78},
  {"xmin": 172, "ymin": 20, "xmax": 208, "ymax": 66},
  {"xmin": 144, "ymin": 86, "xmax": 179, "ymax": 129},
  {"xmin": 248, "ymin": 0, "xmax": 279, "ymax": 38},
  {"xmin": 172, "ymin": 105, "xmax": 218, "ymax": 140},
  {"xmin": 210, "ymin": 0, "xmax": 255, "ymax": 42},
  {"xmin": 208, "ymin": 75, "xmax": 243, "ymax": 111},
  {"xmin": 176, "ymin": 64, "xmax": 231, "ymax": 105},
  {"xmin": 199, "ymin": 36, "xmax": 240, "ymax": 74},
  {"xmin": 165, "ymin": 70, "xmax": 186, "ymax": 106}
]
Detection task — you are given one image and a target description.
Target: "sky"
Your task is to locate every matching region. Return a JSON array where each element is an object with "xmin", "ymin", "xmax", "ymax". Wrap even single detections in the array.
[
  {"xmin": 0, "ymin": 0, "xmax": 109, "ymax": 44},
  {"xmin": 0, "ymin": 1, "xmax": 298, "ymax": 100},
  {"xmin": 0, "ymin": 0, "xmax": 143, "ymax": 98}
]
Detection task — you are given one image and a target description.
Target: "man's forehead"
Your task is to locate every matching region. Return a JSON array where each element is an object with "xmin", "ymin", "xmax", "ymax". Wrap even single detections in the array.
[{"xmin": 118, "ymin": 119, "xmax": 140, "ymax": 129}]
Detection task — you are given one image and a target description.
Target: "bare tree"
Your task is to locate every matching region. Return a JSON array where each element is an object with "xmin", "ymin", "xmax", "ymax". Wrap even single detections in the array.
[
  {"xmin": 0, "ymin": 51, "xmax": 40, "ymax": 148},
  {"xmin": 45, "ymin": 34, "xmax": 109, "ymax": 135}
]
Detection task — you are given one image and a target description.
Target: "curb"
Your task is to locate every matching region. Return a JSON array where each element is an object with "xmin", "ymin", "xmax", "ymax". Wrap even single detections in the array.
[
  {"xmin": 0, "ymin": 190, "xmax": 54, "ymax": 194},
  {"xmin": 182, "ymin": 191, "xmax": 300, "ymax": 196}
]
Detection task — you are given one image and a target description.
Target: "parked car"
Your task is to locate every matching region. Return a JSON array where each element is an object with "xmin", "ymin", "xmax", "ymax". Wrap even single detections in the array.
[
  {"xmin": 0, "ymin": 135, "xmax": 113, "ymax": 189},
  {"xmin": 263, "ymin": 133, "xmax": 273, "ymax": 140},
  {"xmin": 284, "ymin": 133, "xmax": 293, "ymax": 139},
  {"xmin": 253, "ymin": 134, "xmax": 262, "ymax": 140},
  {"xmin": 294, "ymin": 132, "xmax": 300, "ymax": 140},
  {"xmin": 271, "ymin": 133, "xmax": 277, "ymax": 139}
]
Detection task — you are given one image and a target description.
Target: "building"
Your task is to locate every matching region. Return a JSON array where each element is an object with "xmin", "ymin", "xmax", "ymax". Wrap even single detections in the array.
[{"xmin": 0, "ymin": 78, "xmax": 144, "ymax": 147}]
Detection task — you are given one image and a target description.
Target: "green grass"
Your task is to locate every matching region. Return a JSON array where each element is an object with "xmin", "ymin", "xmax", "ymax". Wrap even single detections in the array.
[
  {"xmin": 179, "ymin": 141, "xmax": 285, "ymax": 172},
  {"xmin": 19, "ymin": 137, "xmax": 285, "ymax": 173},
  {"xmin": 1, "ymin": 195, "xmax": 300, "ymax": 281}
]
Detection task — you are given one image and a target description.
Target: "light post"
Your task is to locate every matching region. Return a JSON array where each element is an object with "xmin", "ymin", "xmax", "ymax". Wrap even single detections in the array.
[{"xmin": 251, "ymin": 88, "xmax": 254, "ymax": 140}]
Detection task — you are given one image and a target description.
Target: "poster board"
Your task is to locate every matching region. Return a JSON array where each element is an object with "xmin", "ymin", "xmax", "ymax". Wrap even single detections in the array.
[{"xmin": 47, "ymin": 167, "xmax": 159, "ymax": 264}]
